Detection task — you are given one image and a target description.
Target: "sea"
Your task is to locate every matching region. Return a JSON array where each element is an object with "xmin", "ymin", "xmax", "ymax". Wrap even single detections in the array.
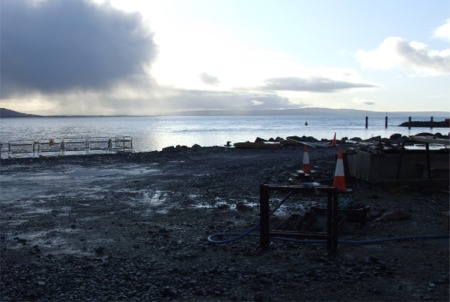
[{"xmin": 0, "ymin": 115, "xmax": 449, "ymax": 157}]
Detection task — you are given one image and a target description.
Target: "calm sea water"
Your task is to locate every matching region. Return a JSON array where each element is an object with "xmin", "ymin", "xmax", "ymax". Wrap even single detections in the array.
[{"xmin": 0, "ymin": 115, "xmax": 448, "ymax": 153}]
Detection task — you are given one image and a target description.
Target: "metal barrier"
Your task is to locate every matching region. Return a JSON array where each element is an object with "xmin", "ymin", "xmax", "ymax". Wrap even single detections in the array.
[
  {"xmin": 7, "ymin": 140, "xmax": 35, "ymax": 155},
  {"xmin": 61, "ymin": 137, "xmax": 88, "ymax": 152},
  {"xmin": 113, "ymin": 136, "xmax": 133, "ymax": 152},
  {"xmin": 0, "ymin": 136, "xmax": 132, "ymax": 158},
  {"xmin": 87, "ymin": 137, "xmax": 111, "ymax": 152},
  {"xmin": 37, "ymin": 139, "xmax": 63, "ymax": 153}
]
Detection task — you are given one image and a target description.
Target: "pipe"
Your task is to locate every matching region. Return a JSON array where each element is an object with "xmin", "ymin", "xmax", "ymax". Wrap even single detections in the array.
[
  {"xmin": 207, "ymin": 192, "xmax": 450, "ymax": 245},
  {"xmin": 208, "ymin": 192, "xmax": 293, "ymax": 244},
  {"xmin": 207, "ymin": 230, "xmax": 449, "ymax": 245}
]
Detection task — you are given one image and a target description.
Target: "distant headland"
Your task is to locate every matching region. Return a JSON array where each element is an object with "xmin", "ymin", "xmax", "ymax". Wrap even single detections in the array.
[
  {"xmin": 1, "ymin": 107, "xmax": 449, "ymax": 118},
  {"xmin": 0, "ymin": 108, "xmax": 41, "ymax": 118}
]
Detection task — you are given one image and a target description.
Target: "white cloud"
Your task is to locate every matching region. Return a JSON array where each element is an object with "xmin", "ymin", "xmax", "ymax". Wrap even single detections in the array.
[
  {"xmin": 433, "ymin": 19, "xmax": 450, "ymax": 42},
  {"xmin": 155, "ymin": 88, "xmax": 294, "ymax": 112},
  {"xmin": 261, "ymin": 77, "xmax": 377, "ymax": 92},
  {"xmin": 355, "ymin": 36, "xmax": 450, "ymax": 75}
]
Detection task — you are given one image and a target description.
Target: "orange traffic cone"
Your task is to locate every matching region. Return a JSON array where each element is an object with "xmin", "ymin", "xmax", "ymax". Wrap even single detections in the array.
[
  {"xmin": 333, "ymin": 149, "xmax": 346, "ymax": 191},
  {"xmin": 331, "ymin": 132, "xmax": 337, "ymax": 147},
  {"xmin": 302, "ymin": 145, "xmax": 311, "ymax": 174}
]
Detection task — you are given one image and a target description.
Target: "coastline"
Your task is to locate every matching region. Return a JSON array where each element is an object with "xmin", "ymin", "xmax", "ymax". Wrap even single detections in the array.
[
  {"xmin": 2, "ymin": 130, "xmax": 449, "ymax": 161},
  {"xmin": 2, "ymin": 115, "xmax": 450, "ymax": 157}
]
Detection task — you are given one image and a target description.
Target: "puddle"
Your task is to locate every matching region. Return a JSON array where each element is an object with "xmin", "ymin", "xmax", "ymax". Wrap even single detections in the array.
[
  {"xmin": 77, "ymin": 215, "xmax": 103, "ymax": 222},
  {"xmin": 193, "ymin": 197, "xmax": 259, "ymax": 210},
  {"xmin": 193, "ymin": 173, "xmax": 210, "ymax": 177},
  {"xmin": 0, "ymin": 164, "xmax": 162, "ymax": 203},
  {"xmin": 192, "ymin": 196, "xmax": 324, "ymax": 216},
  {"xmin": 4, "ymin": 227, "xmax": 116, "ymax": 256},
  {"xmin": 21, "ymin": 206, "xmax": 54, "ymax": 215},
  {"xmin": 21, "ymin": 174, "xmax": 68, "ymax": 181},
  {"xmin": 1, "ymin": 219, "xmax": 28, "ymax": 226},
  {"xmin": 68, "ymin": 167, "xmax": 159, "ymax": 178},
  {"xmin": 155, "ymin": 209, "xmax": 169, "ymax": 214},
  {"xmin": 141, "ymin": 190, "xmax": 168, "ymax": 206},
  {"xmin": 8, "ymin": 229, "xmax": 74, "ymax": 249}
]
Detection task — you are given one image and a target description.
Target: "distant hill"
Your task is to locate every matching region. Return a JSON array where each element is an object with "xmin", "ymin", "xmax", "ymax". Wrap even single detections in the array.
[
  {"xmin": 0, "ymin": 108, "xmax": 41, "ymax": 118},
  {"xmin": 0, "ymin": 107, "xmax": 448, "ymax": 118},
  {"xmin": 168, "ymin": 108, "xmax": 449, "ymax": 118}
]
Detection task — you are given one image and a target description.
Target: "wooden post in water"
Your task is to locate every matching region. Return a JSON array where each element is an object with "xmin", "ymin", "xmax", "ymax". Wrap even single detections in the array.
[
  {"xmin": 365, "ymin": 116, "xmax": 368, "ymax": 129},
  {"xmin": 408, "ymin": 116, "xmax": 412, "ymax": 129},
  {"xmin": 430, "ymin": 116, "xmax": 434, "ymax": 129},
  {"xmin": 385, "ymin": 115, "xmax": 388, "ymax": 128}
]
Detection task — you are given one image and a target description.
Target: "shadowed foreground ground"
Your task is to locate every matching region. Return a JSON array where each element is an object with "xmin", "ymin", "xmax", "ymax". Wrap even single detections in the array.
[{"xmin": 1, "ymin": 146, "xmax": 449, "ymax": 301}]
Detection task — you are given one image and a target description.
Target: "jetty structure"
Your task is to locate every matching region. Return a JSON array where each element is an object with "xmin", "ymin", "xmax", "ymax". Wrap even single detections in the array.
[{"xmin": 399, "ymin": 118, "xmax": 450, "ymax": 128}]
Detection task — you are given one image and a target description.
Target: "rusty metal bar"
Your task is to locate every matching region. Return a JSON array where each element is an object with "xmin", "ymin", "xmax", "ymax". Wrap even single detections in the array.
[
  {"xmin": 259, "ymin": 184, "xmax": 340, "ymax": 253},
  {"xmin": 270, "ymin": 231, "xmax": 328, "ymax": 240},
  {"xmin": 327, "ymin": 190, "xmax": 333, "ymax": 251},
  {"xmin": 331, "ymin": 190, "xmax": 339, "ymax": 252},
  {"xmin": 261, "ymin": 184, "xmax": 336, "ymax": 193},
  {"xmin": 259, "ymin": 184, "xmax": 270, "ymax": 249},
  {"xmin": 398, "ymin": 140, "xmax": 434, "ymax": 180},
  {"xmin": 425, "ymin": 142, "xmax": 431, "ymax": 179},
  {"xmin": 397, "ymin": 141, "xmax": 405, "ymax": 180}
]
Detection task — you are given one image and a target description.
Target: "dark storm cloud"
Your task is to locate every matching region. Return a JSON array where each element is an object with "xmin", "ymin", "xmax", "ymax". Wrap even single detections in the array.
[
  {"xmin": 1, "ymin": 0, "xmax": 156, "ymax": 97},
  {"xmin": 262, "ymin": 77, "xmax": 376, "ymax": 92}
]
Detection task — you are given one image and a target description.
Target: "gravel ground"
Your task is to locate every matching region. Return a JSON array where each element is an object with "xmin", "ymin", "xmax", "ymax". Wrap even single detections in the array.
[{"xmin": 1, "ymin": 144, "xmax": 449, "ymax": 301}]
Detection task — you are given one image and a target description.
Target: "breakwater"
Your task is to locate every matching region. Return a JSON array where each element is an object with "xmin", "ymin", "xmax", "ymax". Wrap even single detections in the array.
[{"xmin": 399, "ymin": 118, "xmax": 450, "ymax": 128}]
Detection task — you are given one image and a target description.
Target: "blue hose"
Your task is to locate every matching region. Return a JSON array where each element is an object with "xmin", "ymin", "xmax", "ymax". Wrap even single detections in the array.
[
  {"xmin": 338, "ymin": 234, "xmax": 449, "ymax": 245},
  {"xmin": 207, "ymin": 192, "xmax": 449, "ymax": 245},
  {"xmin": 207, "ymin": 192, "xmax": 294, "ymax": 244},
  {"xmin": 207, "ymin": 230, "xmax": 449, "ymax": 245}
]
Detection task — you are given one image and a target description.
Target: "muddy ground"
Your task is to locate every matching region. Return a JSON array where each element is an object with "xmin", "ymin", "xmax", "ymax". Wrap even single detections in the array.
[{"xmin": 0, "ymin": 145, "xmax": 449, "ymax": 301}]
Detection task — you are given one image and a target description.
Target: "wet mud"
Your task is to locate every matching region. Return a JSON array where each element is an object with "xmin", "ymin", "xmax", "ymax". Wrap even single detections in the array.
[{"xmin": 1, "ymin": 146, "xmax": 449, "ymax": 301}]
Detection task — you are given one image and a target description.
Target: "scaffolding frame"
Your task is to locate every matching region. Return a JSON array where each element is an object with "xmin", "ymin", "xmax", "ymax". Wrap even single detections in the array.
[{"xmin": 1, "ymin": 136, "xmax": 133, "ymax": 158}]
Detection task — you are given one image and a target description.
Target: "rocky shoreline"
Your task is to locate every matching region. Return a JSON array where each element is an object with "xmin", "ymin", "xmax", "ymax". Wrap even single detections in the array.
[{"xmin": 1, "ymin": 142, "xmax": 449, "ymax": 301}]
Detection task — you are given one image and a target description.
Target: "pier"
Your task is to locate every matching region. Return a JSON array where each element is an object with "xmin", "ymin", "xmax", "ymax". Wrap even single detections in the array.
[
  {"xmin": 0, "ymin": 136, "xmax": 132, "ymax": 158},
  {"xmin": 364, "ymin": 116, "xmax": 450, "ymax": 129}
]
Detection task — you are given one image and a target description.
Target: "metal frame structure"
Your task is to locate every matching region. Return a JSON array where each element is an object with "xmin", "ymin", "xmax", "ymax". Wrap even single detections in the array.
[
  {"xmin": 1, "ymin": 136, "xmax": 133, "ymax": 158},
  {"xmin": 397, "ymin": 136, "xmax": 450, "ymax": 180},
  {"xmin": 259, "ymin": 184, "xmax": 342, "ymax": 254}
]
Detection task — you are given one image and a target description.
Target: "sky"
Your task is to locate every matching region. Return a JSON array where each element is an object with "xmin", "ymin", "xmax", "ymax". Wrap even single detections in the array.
[{"xmin": 1, "ymin": 0, "xmax": 449, "ymax": 115}]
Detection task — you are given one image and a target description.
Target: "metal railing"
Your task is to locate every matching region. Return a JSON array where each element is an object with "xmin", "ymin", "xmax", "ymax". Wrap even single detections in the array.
[{"xmin": 0, "ymin": 136, "xmax": 132, "ymax": 158}]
